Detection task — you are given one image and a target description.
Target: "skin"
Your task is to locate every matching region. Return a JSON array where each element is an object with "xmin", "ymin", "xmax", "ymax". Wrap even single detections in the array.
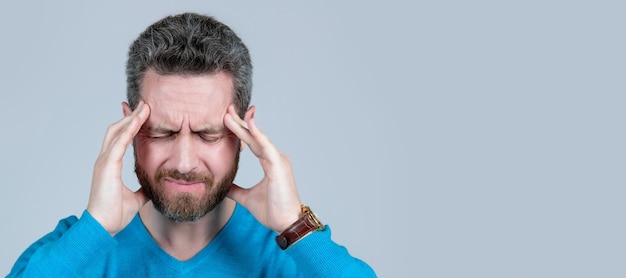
[{"xmin": 87, "ymin": 69, "xmax": 302, "ymax": 260}]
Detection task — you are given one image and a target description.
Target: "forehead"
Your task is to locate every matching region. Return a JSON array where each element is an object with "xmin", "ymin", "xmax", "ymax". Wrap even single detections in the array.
[{"xmin": 140, "ymin": 69, "xmax": 234, "ymax": 129}]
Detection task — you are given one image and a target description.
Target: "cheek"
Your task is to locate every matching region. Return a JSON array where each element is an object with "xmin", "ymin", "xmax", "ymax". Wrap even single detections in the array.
[
  {"xmin": 135, "ymin": 141, "xmax": 167, "ymax": 172},
  {"xmin": 205, "ymin": 138, "xmax": 240, "ymax": 172},
  {"xmin": 216, "ymin": 139, "xmax": 240, "ymax": 160}
]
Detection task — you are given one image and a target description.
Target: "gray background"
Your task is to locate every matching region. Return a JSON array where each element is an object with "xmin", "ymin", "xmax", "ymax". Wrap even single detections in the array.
[{"xmin": 1, "ymin": 1, "xmax": 624, "ymax": 277}]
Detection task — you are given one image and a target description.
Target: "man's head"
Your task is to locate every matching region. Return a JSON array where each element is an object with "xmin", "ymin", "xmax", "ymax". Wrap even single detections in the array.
[
  {"xmin": 126, "ymin": 12, "xmax": 252, "ymax": 117},
  {"xmin": 124, "ymin": 13, "xmax": 251, "ymax": 222}
]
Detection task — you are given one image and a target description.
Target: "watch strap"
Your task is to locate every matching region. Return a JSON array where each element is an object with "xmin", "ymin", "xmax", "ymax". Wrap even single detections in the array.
[{"xmin": 275, "ymin": 205, "xmax": 324, "ymax": 250}]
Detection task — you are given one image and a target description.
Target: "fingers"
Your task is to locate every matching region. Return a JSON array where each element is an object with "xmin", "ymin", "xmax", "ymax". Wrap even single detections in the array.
[
  {"xmin": 224, "ymin": 105, "xmax": 256, "ymax": 154},
  {"xmin": 101, "ymin": 101, "xmax": 150, "ymax": 160},
  {"xmin": 224, "ymin": 105, "xmax": 277, "ymax": 160}
]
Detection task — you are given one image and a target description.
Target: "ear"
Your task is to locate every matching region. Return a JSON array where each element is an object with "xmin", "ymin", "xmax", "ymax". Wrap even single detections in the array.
[{"xmin": 122, "ymin": 102, "xmax": 132, "ymax": 117}]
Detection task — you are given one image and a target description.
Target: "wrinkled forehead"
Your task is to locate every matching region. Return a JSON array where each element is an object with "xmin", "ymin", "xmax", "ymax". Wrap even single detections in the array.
[{"xmin": 140, "ymin": 70, "xmax": 234, "ymax": 130}]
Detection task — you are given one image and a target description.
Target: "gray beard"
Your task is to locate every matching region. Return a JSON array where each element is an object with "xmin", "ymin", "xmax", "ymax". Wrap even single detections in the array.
[{"xmin": 134, "ymin": 153, "xmax": 238, "ymax": 222}]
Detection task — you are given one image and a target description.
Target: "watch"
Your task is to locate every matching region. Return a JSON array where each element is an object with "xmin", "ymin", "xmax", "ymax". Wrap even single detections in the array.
[{"xmin": 275, "ymin": 205, "xmax": 325, "ymax": 250}]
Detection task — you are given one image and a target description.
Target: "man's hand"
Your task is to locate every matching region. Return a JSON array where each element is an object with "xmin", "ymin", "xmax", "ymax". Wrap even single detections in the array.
[
  {"xmin": 87, "ymin": 101, "xmax": 150, "ymax": 236},
  {"xmin": 224, "ymin": 105, "xmax": 302, "ymax": 233}
]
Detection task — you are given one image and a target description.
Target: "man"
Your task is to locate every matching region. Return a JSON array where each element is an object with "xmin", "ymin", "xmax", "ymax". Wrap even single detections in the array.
[{"xmin": 8, "ymin": 13, "xmax": 375, "ymax": 277}]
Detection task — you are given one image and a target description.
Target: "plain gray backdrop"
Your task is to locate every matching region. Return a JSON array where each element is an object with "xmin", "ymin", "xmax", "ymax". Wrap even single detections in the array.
[{"xmin": 1, "ymin": 1, "xmax": 624, "ymax": 277}]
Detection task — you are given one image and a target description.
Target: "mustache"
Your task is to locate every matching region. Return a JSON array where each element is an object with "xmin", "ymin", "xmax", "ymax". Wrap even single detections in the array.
[{"xmin": 155, "ymin": 169, "xmax": 214, "ymax": 185}]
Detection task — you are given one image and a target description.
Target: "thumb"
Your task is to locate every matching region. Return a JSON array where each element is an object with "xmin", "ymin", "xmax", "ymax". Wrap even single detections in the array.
[{"xmin": 227, "ymin": 183, "xmax": 248, "ymax": 205}]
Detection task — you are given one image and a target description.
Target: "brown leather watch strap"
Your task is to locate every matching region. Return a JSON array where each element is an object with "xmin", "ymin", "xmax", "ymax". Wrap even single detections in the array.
[{"xmin": 275, "ymin": 205, "xmax": 324, "ymax": 250}]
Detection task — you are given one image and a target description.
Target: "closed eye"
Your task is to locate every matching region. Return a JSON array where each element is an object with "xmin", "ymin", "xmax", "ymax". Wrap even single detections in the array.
[
  {"xmin": 198, "ymin": 133, "xmax": 222, "ymax": 143},
  {"xmin": 140, "ymin": 125, "xmax": 178, "ymax": 141},
  {"xmin": 150, "ymin": 132, "xmax": 176, "ymax": 140}
]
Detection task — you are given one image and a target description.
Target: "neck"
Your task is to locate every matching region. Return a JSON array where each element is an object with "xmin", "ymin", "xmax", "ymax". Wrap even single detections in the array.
[{"xmin": 139, "ymin": 197, "xmax": 236, "ymax": 261}]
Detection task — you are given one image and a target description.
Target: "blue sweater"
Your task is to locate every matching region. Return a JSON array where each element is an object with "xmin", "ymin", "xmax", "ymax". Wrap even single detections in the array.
[{"xmin": 8, "ymin": 204, "xmax": 375, "ymax": 277}]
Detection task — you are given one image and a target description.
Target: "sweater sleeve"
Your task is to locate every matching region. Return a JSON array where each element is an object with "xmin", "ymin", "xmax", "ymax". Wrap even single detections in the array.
[
  {"xmin": 285, "ymin": 226, "xmax": 377, "ymax": 277},
  {"xmin": 7, "ymin": 211, "xmax": 117, "ymax": 278}
]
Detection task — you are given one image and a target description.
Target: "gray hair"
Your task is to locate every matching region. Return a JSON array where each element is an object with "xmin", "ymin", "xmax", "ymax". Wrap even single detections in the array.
[{"xmin": 126, "ymin": 13, "xmax": 252, "ymax": 117}]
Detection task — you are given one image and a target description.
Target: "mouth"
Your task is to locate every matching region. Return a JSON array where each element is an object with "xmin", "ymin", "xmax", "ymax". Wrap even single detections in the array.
[
  {"xmin": 163, "ymin": 178, "xmax": 206, "ymax": 193},
  {"xmin": 165, "ymin": 178, "xmax": 201, "ymax": 185}
]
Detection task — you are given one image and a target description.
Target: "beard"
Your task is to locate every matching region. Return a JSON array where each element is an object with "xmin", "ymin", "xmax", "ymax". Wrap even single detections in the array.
[{"xmin": 135, "ymin": 152, "xmax": 239, "ymax": 222}]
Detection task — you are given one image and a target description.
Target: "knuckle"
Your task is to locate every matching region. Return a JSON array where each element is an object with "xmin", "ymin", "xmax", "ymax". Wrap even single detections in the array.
[{"xmin": 105, "ymin": 124, "xmax": 117, "ymax": 134}]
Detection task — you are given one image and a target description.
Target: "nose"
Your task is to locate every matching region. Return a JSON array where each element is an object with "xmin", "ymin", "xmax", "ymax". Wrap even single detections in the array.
[{"xmin": 170, "ymin": 133, "xmax": 199, "ymax": 174}]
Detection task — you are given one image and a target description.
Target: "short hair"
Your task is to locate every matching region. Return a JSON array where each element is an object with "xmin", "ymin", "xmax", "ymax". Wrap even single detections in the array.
[{"xmin": 126, "ymin": 12, "xmax": 252, "ymax": 117}]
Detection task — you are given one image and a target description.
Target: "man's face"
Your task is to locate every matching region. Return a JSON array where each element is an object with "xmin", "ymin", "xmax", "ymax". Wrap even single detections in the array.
[{"xmin": 131, "ymin": 69, "xmax": 240, "ymax": 222}]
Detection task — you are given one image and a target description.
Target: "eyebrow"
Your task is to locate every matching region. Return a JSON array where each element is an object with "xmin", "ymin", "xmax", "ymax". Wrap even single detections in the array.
[{"xmin": 144, "ymin": 125, "xmax": 175, "ymax": 134}]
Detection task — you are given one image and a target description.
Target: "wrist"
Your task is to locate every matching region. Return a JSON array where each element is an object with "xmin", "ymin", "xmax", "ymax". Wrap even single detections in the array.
[
  {"xmin": 276, "ymin": 207, "xmax": 302, "ymax": 233},
  {"xmin": 275, "ymin": 205, "xmax": 325, "ymax": 250}
]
